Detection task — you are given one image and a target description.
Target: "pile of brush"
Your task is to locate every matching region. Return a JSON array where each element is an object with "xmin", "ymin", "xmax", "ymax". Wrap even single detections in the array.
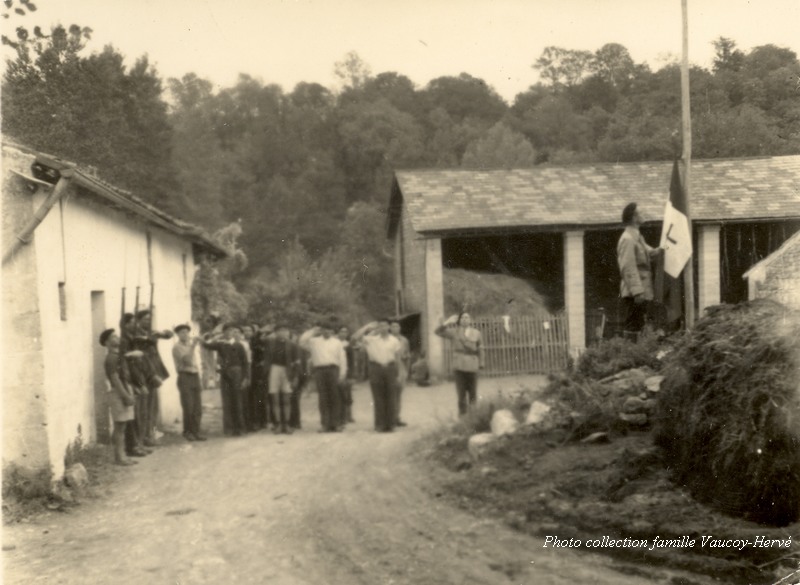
[{"xmin": 654, "ymin": 299, "xmax": 800, "ymax": 526}]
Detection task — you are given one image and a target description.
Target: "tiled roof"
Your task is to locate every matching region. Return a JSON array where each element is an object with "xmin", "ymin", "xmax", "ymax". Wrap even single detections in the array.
[
  {"xmin": 391, "ymin": 156, "xmax": 800, "ymax": 236},
  {"xmin": 3, "ymin": 142, "xmax": 227, "ymax": 257}
]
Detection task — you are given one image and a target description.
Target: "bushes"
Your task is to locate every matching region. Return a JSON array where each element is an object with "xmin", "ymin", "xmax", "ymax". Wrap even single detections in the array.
[
  {"xmin": 654, "ymin": 299, "xmax": 800, "ymax": 526},
  {"xmin": 575, "ymin": 330, "xmax": 662, "ymax": 379}
]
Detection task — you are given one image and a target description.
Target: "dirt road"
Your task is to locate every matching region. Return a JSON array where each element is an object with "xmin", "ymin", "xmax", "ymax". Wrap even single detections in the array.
[{"xmin": 4, "ymin": 377, "xmax": 672, "ymax": 584}]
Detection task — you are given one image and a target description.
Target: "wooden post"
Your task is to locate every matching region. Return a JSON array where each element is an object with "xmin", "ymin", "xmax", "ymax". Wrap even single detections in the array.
[{"xmin": 680, "ymin": 0, "xmax": 696, "ymax": 329}]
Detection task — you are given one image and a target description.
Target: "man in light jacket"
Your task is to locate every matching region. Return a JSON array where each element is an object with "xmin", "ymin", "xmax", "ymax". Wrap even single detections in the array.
[{"xmin": 617, "ymin": 202, "xmax": 660, "ymax": 340}]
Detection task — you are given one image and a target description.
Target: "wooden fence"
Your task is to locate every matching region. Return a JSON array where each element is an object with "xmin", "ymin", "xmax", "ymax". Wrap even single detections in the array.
[{"xmin": 443, "ymin": 314, "xmax": 570, "ymax": 377}]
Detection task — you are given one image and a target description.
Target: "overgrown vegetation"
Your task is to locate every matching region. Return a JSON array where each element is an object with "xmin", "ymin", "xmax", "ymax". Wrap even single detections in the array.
[
  {"xmin": 574, "ymin": 330, "xmax": 663, "ymax": 379},
  {"xmin": 654, "ymin": 299, "xmax": 800, "ymax": 526}
]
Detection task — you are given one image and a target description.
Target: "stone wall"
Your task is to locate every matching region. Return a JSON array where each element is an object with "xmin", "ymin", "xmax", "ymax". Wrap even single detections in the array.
[
  {"xmin": 751, "ymin": 235, "xmax": 800, "ymax": 311},
  {"xmin": 2, "ymin": 150, "xmax": 51, "ymax": 473}
]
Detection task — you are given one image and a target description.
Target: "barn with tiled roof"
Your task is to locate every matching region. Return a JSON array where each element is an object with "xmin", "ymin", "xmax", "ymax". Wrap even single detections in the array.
[{"xmin": 387, "ymin": 156, "xmax": 800, "ymax": 378}]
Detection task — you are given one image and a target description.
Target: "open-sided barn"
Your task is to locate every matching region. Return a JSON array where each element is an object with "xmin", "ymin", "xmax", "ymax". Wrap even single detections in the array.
[{"xmin": 388, "ymin": 155, "xmax": 800, "ymax": 378}]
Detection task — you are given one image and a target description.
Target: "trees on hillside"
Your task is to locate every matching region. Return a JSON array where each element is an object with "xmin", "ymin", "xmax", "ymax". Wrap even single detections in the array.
[
  {"xmin": 5, "ymin": 34, "xmax": 800, "ymax": 323},
  {"xmin": 2, "ymin": 25, "xmax": 178, "ymax": 212}
]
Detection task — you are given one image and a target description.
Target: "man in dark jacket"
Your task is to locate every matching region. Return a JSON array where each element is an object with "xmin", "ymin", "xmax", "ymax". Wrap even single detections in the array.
[
  {"xmin": 134, "ymin": 309, "xmax": 174, "ymax": 446},
  {"xmin": 202, "ymin": 324, "xmax": 249, "ymax": 436}
]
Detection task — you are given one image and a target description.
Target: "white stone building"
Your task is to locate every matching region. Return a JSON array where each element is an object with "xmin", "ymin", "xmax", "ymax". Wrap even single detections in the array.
[{"xmin": 2, "ymin": 144, "xmax": 225, "ymax": 479}]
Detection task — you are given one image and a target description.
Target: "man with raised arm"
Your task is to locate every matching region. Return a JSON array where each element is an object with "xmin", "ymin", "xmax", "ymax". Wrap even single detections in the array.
[
  {"xmin": 352, "ymin": 319, "xmax": 403, "ymax": 433},
  {"xmin": 299, "ymin": 318, "xmax": 347, "ymax": 433}
]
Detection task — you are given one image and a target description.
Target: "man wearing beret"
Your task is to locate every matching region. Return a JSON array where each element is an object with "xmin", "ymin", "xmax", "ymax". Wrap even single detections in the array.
[
  {"xmin": 100, "ymin": 328, "xmax": 137, "ymax": 465},
  {"xmin": 172, "ymin": 324, "xmax": 206, "ymax": 442},
  {"xmin": 617, "ymin": 202, "xmax": 661, "ymax": 340}
]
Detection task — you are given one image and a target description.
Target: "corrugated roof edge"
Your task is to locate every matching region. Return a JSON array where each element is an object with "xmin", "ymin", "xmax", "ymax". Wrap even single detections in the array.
[{"xmin": 3, "ymin": 141, "xmax": 227, "ymax": 258}]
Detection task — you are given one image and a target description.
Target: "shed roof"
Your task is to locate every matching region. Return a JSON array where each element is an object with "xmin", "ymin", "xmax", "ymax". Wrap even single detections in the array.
[{"xmin": 389, "ymin": 156, "xmax": 800, "ymax": 238}]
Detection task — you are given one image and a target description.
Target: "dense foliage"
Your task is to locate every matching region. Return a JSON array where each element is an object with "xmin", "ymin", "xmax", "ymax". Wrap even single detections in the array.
[{"xmin": 4, "ymin": 28, "xmax": 800, "ymax": 325}]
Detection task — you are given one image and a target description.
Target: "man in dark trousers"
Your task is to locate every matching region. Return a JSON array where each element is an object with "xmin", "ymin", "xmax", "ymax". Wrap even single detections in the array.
[
  {"xmin": 299, "ymin": 319, "xmax": 347, "ymax": 433},
  {"xmin": 352, "ymin": 319, "xmax": 402, "ymax": 433},
  {"xmin": 134, "ymin": 309, "xmax": 174, "ymax": 446},
  {"xmin": 202, "ymin": 324, "xmax": 249, "ymax": 437},
  {"xmin": 171, "ymin": 324, "xmax": 206, "ymax": 441},
  {"xmin": 617, "ymin": 202, "xmax": 661, "ymax": 341},
  {"xmin": 249, "ymin": 323, "xmax": 269, "ymax": 430},
  {"xmin": 119, "ymin": 313, "xmax": 151, "ymax": 458},
  {"xmin": 100, "ymin": 328, "xmax": 137, "ymax": 465},
  {"xmin": 289, "ymin": 331, "xmax": 309, "ymax": 431},
  {"xmin": 337, "ymin": 325, "xmax": 356, "ymax": 426}
]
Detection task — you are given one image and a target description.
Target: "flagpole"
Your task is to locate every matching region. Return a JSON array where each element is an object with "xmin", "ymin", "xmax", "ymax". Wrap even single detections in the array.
[{"xmin": 680, "ymin": 0, "xmax": 695, "ymax": 329}]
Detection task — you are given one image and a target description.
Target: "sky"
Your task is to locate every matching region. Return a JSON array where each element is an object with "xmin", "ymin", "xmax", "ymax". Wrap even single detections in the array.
[{"xmin": 3, "ymin": 0, "xmax": 800, "ymax": 102}]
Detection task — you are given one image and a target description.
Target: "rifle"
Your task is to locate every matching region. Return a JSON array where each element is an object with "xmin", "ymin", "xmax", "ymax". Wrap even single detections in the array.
[
  {"xmin": 134, "ymin": 286, "xmax": 140, "ymax": 331},
  {"xmin": 148, "ymin": 282, "xmax": 154, "ymax": 337},
  {"xmin": 120, "ymin": 286, "xmax": 126, "ymax": 327}
]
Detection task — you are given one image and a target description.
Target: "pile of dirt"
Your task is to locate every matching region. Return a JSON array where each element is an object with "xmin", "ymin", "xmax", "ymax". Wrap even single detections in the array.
[
  {"xmin": 422, "ymin": 429, "xmax": 799, "ymax": 584},
  {"xmin": 443, "ymin": 268, "xmax": 552, "ymax": 317},
  {"xmin": 654, "ymin": 299, "xmax": 800, "ymax": 526}
]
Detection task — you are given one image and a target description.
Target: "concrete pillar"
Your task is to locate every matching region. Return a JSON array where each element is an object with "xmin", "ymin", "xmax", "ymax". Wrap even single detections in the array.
[
  {"xmin": 697, "ymin": 224, "xmax": 721, "ymax": 313},
  {"xmin": 563, "ymin": 231, "xmax": 586, "ymax": 355},
  {"xmin": 424, "ymin": 238, "xmax": 445, "ymax": 379}
]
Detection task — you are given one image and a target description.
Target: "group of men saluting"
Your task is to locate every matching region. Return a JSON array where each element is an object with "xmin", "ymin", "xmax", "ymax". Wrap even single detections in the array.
[{"xmin": 100, "ymin": 312, "xmax": 412, "ymax": 465}]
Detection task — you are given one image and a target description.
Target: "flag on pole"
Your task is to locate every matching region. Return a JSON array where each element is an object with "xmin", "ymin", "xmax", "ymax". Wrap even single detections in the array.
[{"xmin": 660, "ymin": 160, "xmax": 692, "ymax": 278}]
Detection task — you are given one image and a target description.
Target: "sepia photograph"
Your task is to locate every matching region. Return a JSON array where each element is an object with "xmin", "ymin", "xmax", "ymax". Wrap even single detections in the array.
[{"xmin": 2, "ymin": 1, "xmax": 799, "ymax": 583}]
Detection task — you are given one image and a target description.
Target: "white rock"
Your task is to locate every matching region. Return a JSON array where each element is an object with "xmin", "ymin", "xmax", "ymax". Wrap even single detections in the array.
[
  {"xmin": 645, "ymin": 375, "xmax": 665, "ymax": 393},
  {"xmin": 467, "ymin": 433, "xmax": 497, "ymax": 459},
  {"xmin": 490, "ymin": 409, "xmax": 519, "ymax": 436},
  {"xmin": 525, "ymin": 401, "xmax": 551, "ymax": 425}
]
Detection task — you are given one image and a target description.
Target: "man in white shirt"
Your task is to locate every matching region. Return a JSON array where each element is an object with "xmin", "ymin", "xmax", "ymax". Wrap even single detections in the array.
[
  {"xmin": 299, "ymin": 319, "xmax": 347, "ymax": 432},
  {"xmin": 353, "ymin": 318, "xmax": 402, "ymax": 433}
]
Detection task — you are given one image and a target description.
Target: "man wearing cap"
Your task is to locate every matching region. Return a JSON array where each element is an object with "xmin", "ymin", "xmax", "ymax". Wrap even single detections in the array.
[
  {"xmin": 172, "ymin": 324, "xmax": 206, "ymax": 442},
  {"xmin": 352, "ymin": 319, "xmax": 403, "ymax": 433},
  {"xmin": 100, "ymin": 328, "xmax": 137, "ymax": 466},
  {"xmin": 133, "ymin": 310, "xmax": 174, "ymax": 446},
  {"xmin": 617, "ymin": 202, "xmax": 661, "ymax": 340},
  {"xmin": 299, "ymin": 319, "xmax": 347, "ymax": 432},
  {"xmin": 202, "ymin": 324, "xmax": 249, "ymax": 436}
]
